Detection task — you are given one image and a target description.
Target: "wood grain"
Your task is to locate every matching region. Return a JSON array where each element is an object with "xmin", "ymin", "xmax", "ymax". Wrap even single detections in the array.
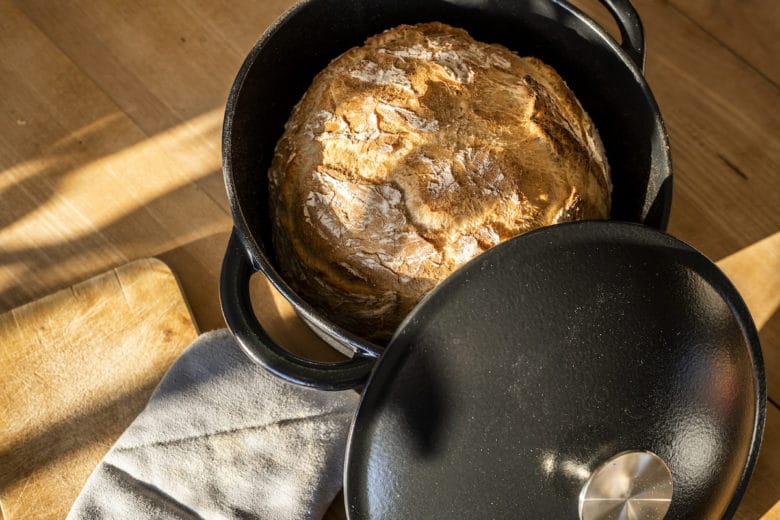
[
  {"xmin": 735, "ymin": 405, "xmax": 780, "ymax": 520},
  {"xmin": 718, "ymin": 232, "xmax": 780, "ymax": 400},
  {"xmin": 0, "ymin": 0, "xmax": 778, "ymax": 517},
  {"xmin": 0, "ymin": 258, "xmax": 198, "ymax": 519},
  {"xmin": 569, "ymin": 0, "xmax": 780, "ymax": 260},
  {"xmin": 667, "ymin": 0, "xmax": 780, "ymax": 89},
  {"xmin": 642, "ymin": 3, "xmax": 780, "ymax": 260}
]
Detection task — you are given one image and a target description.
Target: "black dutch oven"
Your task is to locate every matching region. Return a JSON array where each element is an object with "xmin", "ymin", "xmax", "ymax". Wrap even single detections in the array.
[
  {"xmin": 219, "ymin": 0, "xmax": 766, "ymax": 518},
  {"xmin": 220, "ymin": 0, "xmax": 672, "ymax": 388}
]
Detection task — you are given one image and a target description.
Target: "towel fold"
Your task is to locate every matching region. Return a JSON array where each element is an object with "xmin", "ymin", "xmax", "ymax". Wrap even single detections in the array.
[{"xmin": 67, "ymin": 329, "xmax": 359, "ymax": 519}]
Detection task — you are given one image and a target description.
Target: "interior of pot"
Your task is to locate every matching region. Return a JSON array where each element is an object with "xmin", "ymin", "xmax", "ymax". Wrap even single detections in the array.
[{"xmin": 224, "ymin": 0, "xmax": 673, "ymax": 274}]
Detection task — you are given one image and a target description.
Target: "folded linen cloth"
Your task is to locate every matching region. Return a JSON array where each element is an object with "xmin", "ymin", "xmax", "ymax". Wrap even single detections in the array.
[{"xmin": 67, "ymin": 329, "xmax": 359, "ymax": 520}]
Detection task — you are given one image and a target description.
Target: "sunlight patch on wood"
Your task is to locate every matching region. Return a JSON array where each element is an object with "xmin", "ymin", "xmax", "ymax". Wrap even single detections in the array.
[{"xmin": 717, "ymin": 231, "xmax": 780, "ymax": 330}]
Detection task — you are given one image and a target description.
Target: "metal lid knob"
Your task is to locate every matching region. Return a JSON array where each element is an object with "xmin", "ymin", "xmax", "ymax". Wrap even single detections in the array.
[{"xmin": 579, "ymin": 451, "xmax": 673, "ymax": 520}]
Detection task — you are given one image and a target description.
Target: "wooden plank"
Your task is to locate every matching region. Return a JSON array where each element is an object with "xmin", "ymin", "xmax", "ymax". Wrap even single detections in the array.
[
  {"xmin": 569, "ymin": 0, "xmax": 780, "ymax": 261},
  {"xmin": 14, "ymin": 0, "xmax": 294, "ymax": 136},
  {"xmin": 0, "ymin": 258, "xmax": 198, "ymax": 519},
  {"xmin": 735, "ymin": 404, "xmax": 780, "ymax": 520},
  {"xmin": 0, "ymin": 2, "xmax": 231, "ymax": 331},
  {"xmin": 667, "ymin": 0, "xmax": 780, "ymax": 89},
  {"xmin": 718, "ymin": 232, "xmax": 780, "ymax": 401},
  {"xmin": 0, "ymin": 1, "xmax": 135, "ymax": 307},
  {"xmin": 761, "ymin": 503, "xmax": 780, "ymax": 520},
  {"xmin": 634, "ymin": 0, "xmax": 780, "ymax": 261}
]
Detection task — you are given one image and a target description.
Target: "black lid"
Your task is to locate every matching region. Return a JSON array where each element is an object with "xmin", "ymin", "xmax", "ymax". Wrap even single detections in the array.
[{"xmin": 345, "ymin": 221, "xmax": 764, "ymax": 519}]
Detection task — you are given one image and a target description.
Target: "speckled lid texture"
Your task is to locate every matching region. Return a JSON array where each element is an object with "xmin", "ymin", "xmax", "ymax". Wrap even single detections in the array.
[{"xmin": 345, "ymin": 221, "xmax": 764, "ymax": 520}]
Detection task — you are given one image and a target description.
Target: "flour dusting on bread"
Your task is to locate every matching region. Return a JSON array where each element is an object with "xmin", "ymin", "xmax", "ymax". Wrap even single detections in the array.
[{"xmin": 269, "ymin": 22, "xmax": 610, "ymax": 341}]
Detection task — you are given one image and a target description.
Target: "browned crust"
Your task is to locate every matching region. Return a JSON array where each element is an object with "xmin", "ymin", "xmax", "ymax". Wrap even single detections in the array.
[{"xmin": 269, "ymin": 22, "xmax": 610, "ymax": 341}]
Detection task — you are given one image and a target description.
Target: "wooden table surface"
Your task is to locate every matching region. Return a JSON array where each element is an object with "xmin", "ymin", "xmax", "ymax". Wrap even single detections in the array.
[{"xmin": 1, "ymin": 0, "xmax": 778, "ymax": 518}]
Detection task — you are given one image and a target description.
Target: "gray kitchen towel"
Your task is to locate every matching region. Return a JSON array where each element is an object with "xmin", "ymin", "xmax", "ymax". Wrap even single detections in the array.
[{"xmin": 67, "ymin": 329, "xmax": 359, "ymax": 520}]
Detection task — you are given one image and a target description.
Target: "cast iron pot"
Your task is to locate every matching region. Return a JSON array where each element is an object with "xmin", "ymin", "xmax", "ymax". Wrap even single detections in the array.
[
  {"xmin": 223, "ymin": 221, "xmax": 765, "ymax": 519},
  {"xmin": 219, "ymin": 3, "xmax": 764, "ymax": 517},
  {"xmin": 220, "ymin": 0, "xmax": 673, "ymax": 390}
]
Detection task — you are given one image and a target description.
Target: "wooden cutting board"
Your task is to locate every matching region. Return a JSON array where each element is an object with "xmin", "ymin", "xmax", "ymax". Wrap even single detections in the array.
[{"xmin": 0, "ymin": 258, "xmax": 199, "ymax": 519}]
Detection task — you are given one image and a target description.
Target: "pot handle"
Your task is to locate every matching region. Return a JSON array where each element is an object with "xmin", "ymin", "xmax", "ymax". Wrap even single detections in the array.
[
  {"xmin": 596, "ymin": 0, "xmax": 645, "ymax": 70},
  {"xmin": 220, "ymin": 230, "xmax": 376, "ymax": 390}
]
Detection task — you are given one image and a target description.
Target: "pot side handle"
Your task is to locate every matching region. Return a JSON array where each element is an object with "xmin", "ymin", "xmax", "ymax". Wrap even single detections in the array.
[
  {"xmin": 596, "ymin": 0, "xmax": 645, "ymax": 70},
  {"xmin": 220, "ymin": 230, "xmax": 375, "ymax": 390}
]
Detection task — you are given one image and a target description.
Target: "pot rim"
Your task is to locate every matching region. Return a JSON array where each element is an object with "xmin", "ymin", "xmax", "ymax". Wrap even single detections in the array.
[{"xmin": 220, "ymin": 0, "xmax": 673, "ymax": 358}]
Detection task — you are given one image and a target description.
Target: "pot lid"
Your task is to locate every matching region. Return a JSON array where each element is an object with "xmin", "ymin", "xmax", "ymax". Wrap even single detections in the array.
[{"xmin": 345, "ymin": 221, "xmax": 764, "ymax": 519}]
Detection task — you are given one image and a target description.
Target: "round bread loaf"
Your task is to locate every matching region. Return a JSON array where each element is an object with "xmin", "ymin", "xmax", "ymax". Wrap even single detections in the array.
[{"xmin": 269, "ymin": 22, "xmax": 610, "ymax": 342}]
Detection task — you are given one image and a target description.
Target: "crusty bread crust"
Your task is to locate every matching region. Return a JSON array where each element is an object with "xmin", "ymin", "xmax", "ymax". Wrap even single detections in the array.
[{"xmin": 269, "ymin": 22, "xmax": 610, "ymax": 341}]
